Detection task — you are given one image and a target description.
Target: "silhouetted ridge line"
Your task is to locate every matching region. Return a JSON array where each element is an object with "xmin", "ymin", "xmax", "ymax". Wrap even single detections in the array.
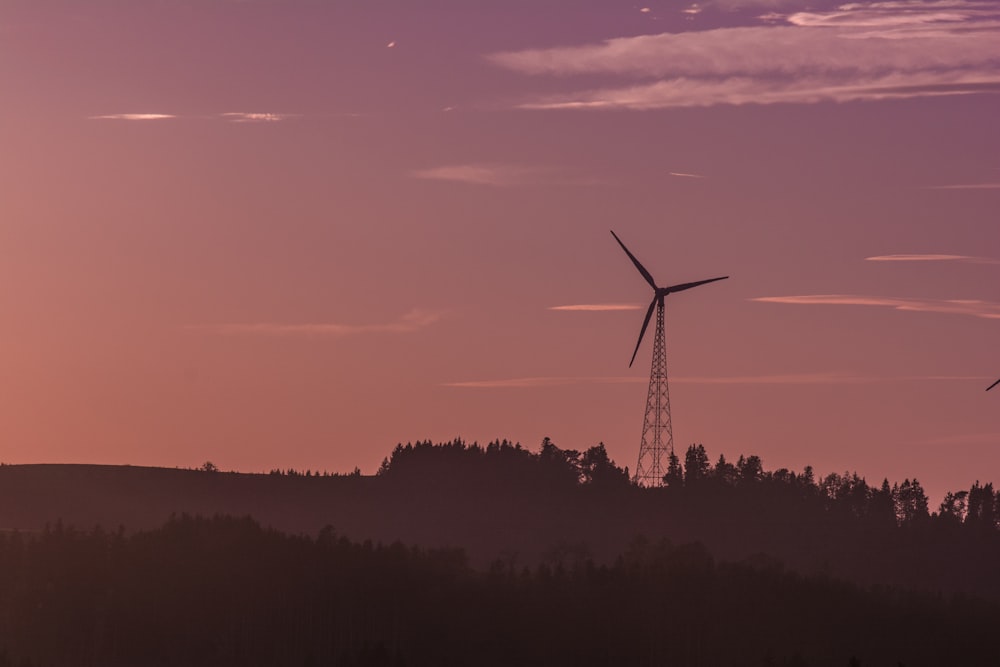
[{"xmin": 1, "ymin": 439, "xmax": 998, "ymax": 603}]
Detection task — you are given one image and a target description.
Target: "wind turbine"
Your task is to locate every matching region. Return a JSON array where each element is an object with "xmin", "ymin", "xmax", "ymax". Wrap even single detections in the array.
[
  {"xmin": 611, "ymin": 230, "xmax": 728, "ymax": 487},
  {"xmin": 988, "ymin": 379, "xmax": 999, "ymax": 392}
]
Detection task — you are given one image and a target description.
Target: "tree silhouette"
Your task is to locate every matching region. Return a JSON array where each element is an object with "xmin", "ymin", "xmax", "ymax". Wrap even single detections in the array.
[
  {"xmin": 684, "ymin": 444, "xmax": 711, "ymax": 484},
  {"xmin": 579, "ymin": 443, "xmax": 629, "ymax": 488},
  {"xmin": 894, "ymin": 478, "xmax": 930, "ymax": 525}
]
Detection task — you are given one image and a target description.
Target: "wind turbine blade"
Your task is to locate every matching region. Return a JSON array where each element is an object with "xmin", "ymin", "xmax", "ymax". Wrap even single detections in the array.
[
  {"xmin": 988, "ymin": 379, "xmax": 1000, "ymax": 392},
  {"xmin": 629, "ymin": 298, "xmax": 657, "ymax": 368},
  {"xmin": 664, "ymin": 276, "xmax": 729, "ymax": 294},
  {"xmin": 611, "ymin": 231, "xmax": 657, "ymax": 290}
]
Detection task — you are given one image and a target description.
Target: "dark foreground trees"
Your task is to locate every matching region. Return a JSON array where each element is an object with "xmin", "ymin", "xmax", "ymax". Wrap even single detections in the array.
[
  {"xmin": 0, "ymin": 515, "xmax": 998, "ymax": 667},
  {"xmin": 372, "ymin": 439, "xmax": 1000, "ymax": 597},
  {"xmin": 379, "ymin": 438, "xmax": 999, "ymax": 533}
]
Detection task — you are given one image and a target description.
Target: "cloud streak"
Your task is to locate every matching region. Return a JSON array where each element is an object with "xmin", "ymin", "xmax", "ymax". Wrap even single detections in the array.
[
  {"xmin": 187, "ymin": 309, "xmax": 442, "ymax": 337},
  {"xmin": 90, "ymin": 112, "xmax": 292, "ymax": 123},
  {"xmin": 926, "ymin": 182, "xmax": 1000, "ymax": 189},
  {"xmin": 445, "ymin": 376, "xmax": 643, "ymax": 388},
  {"xmin": 90, "ymin": 113, "xmax": 176, "ymax": 121},
  {"xmin": 866, "ymin": 254, "xmax": 1000, "ymax": 264},
  {"xmin": 549, "ymin": 303, "xmax": 643, "ymax": 311},
  {"xmin": 411, "ymin": 164, "xmax": 533, "ymax": 186},
  {"xmin": 410, "ymin": 163, "xmax": 596, "ymax": 187},
  {"xmin": 488, "ymin": 0, "xmax": 1000, "ymax": 108},
  {"xmin": 752, "ymin": 294, "xmax": 1000, "ymax": 319},
  {"xmin": 917, "ymin": 431, "xmax": 1000, "ymax": 446},
  {"xmin": 444, "ymin": 372, "xmax": 990, "ymax": 388},
  {"xmin": 516, "ymin": 75, "xmax": 1000, "ymax": 110},
  {"xmin": 221, "ymin": 112, "xmax": 290, "ymax": 123}
]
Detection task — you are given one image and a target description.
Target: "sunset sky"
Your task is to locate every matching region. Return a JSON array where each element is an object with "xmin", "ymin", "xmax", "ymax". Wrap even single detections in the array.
[{"xmin": 2, "ymin": 0, "xmax": 998, "ymax": 501}]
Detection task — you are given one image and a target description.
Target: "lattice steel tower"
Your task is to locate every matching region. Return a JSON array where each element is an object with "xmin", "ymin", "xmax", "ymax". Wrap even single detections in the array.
[
  {"xmin": 610, "ymin": 231, "xmax": 728, "ymax": 487},
  {"xmin": 635, "ymin": 298, "xmax": 673, "ymax": 485}
]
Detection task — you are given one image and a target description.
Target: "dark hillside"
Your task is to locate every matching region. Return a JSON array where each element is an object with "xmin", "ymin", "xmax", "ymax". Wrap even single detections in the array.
[
  {"xmin": 0, "ymin": 463, "xmax": 377, "ymax": 536},
  {"xmin": 2, "ymin": 439, "xmax": 999, "ymax": 599}
]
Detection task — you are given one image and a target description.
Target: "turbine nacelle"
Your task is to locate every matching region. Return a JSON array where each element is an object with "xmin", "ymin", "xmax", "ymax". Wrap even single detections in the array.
[{"xmin": 611, "ymin": 230, "xmax": 728, "ymax": 367}]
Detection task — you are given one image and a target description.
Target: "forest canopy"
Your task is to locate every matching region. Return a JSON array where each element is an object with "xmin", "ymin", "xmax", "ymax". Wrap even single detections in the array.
[{"xmin": 0, "ymin": 514, "xmax": 998, "ymax": 667}]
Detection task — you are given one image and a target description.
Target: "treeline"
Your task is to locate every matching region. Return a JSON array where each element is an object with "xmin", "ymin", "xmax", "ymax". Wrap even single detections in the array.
[
  {"xmin": 267, "ymin": 467, "xmax": 362, "ymax": 478},
  {"xmin": 379, "ymin": 438, "xmax": 629, "ymax": 488},
  {"xmin": 372, "ymin": 439, "xmax": 1000, "ymax": 596},
  {"xmin": 0, "ymin": 514, "xmax": 998, "ymax": 667},
  {"xmin": 381, "ymin": 437, "xmax": 999, "ymax": 528}
]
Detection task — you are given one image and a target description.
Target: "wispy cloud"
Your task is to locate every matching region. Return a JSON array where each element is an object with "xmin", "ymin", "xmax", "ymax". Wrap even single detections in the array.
[
  {"xmin": 678, "ymin": 372, "xmax": 991, "ymax": 384},
  {"xmin": 510, "ymin": 73, "xmax": 1000, "ymax": 111},
  {"xmin": 411, "ymin": 163, "xmax": 596, "ymax": 187},
  {"xmin": 866, "ymin": 254, "xmax": 1000, "ymax": 264},
  {"xmin": 90, "ymin": 113, "xmax": 176, "ymax": 121},
  {"xmin": 445, "ymin": 372, "xmax": 990, "ymax": 388},
  {"xmin": 221, "ymin": 112, "xmax": 290, "ymax": 123},
  {"xmin": 445, "ymin": 376, "xmax": 643, "ymax": 388},
  {"xmin": 187, "ymin": 309, "xmax": 442, "ymax": 337},
  {"xmin": 708, "ymin": 0, "xmax": 824, "ymax": 8},
  {"xmin": 488, "ymin": 0, "xmax": 1000, "ymax": 109},
  {"xmin": 925, "ymin": 182, "xmax": 1000, "ymax": 189},
  {"xmin": 917, "ymin": 431, "xmax": 1000, "ymax": 446},
  {"xmin": 90, "ymin": 112, "xmax": 294, "ymax": 123},
  {"xmin": 678, "ymin": 372, "xmax": 875, "ymax": 384},
  {"xmin": 549, "ymin": 303, "xmax": 643, "ymax": 311},
  {"xmin": 752, "ymin": 294, "xmax": 1000, "ymax": 319},
  {"xmin": 669, "ymin": 171, "xmax": 706, "ymax": 178},
  {"xmin": 411, "ymin": 164, "xmax": 530, "ymax": 186}
]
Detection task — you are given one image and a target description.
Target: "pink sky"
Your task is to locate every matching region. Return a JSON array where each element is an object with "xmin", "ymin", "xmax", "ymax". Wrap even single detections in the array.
[{"xmin": 2, "ymin": 0, "xmax": 999, "ymax": 501}]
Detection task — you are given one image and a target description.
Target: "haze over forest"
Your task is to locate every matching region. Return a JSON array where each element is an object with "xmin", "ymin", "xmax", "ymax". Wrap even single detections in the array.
[{"xmin": 3, "ymin": 439, "xmax": 1000, "ymax": 665}]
